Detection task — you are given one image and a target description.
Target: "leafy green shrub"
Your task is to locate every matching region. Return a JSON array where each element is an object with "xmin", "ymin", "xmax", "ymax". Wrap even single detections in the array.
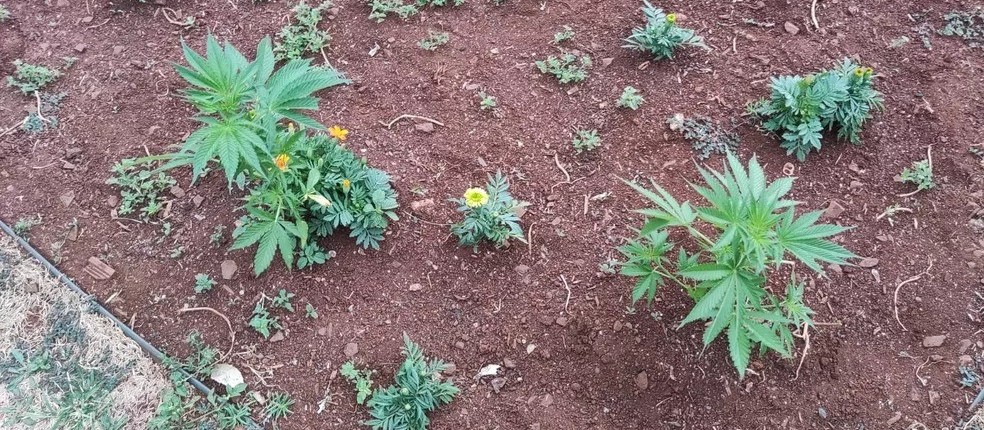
[
  {"xmin": 124, "ymin": 35, "xmax": 398, "ymax": 276},
  {"xmin": 624, "ymin": 2, "xmax": 706, "ymax": 60},
  {"xmin": 105, "ymin": 159, "xmax": 176, "ymax": 221},
  {"xmin": 748, "ymin": 58, "xmax": 883, "ymax": 161},
  {"xmin": 616, "ymin": 86, "xmax": 644, "ymax": 110},
  {"xmin": 572, "ymin": 129, "xmax": 601, "ymax": 153},
  {"xmin": 418, "ymin": 30, "xmax": 450, "ymax": 50},
  {"xmin": 900, "ymin": 159, "xmax": 934, "ymax": 192},
  {"xmin": 666, "ymin": 113, "xmax": 740, "ymax": 160},
  {"xmin": 274, "ymin": 0, "xmax": 333, "ymax": 60},
  {"xmin": 342, "ymin": 334, "xmax": 458, "ymax": 430},
  {"xmin": 6, "ymin": 60, "xmax": 61, "ymax": 94},
  {"xmin": 193, "ymin": 273, "xmax": 216, "ymax": 294},
  {"xmin": 618, "ymin": 153, "xmax": 855, "ymax": 377},
  {"xmin": 451, "ymin": 172, "xmax": 528, "ymax": 250},
  {"xmin": 535, "ymin": 52, "xmax": 591, "ymax": 84}
]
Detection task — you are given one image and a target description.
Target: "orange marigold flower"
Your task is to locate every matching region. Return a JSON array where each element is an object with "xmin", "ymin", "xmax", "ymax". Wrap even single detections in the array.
[
  {"xmin": 329, "ymin": 125, "xmax": 349, "ymax": 141},
  {"xmin": 274, "ymin": 154, "xmax": 290, "ymax": 172}
]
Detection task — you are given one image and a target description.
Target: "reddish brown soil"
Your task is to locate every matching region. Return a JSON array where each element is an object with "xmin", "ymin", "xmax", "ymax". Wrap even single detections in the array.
[{"xmin": 2, "ymin": 0, "xmax": 984, "ymax": 428}]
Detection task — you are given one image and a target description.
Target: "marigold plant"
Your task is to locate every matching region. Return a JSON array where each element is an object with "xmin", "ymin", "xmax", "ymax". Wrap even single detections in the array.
[
  {"xmin": 451, "ymin": 172, "xmax": 528, "ymax": 250},
  {"xmin": 624, "ymin": 2, "xmax": 707, "ymax": 60}
]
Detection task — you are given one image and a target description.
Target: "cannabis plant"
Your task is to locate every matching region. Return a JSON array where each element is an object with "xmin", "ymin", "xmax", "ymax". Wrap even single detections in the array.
[
  {"xmin": 572, "ymin": 129, "xmax": 601, "ymax": 153},
  {"xmin": 624, "ymin": 2, "xmax": 707, "ymax": 60},
  {"xmin": 105, "ymin": 159, "xmax": 176, "ymax": 220},
  {"xmin": 899, "ymin": 159, "xmax": 934, "ymax": 192},
  {"xmin": 616, "ymin": 86, "xmax": 644, "ymax": 110},
  {"xmin": 274, "ymin": 0, "xmax": 333, "ymax": 60},
  {"xmin": 451, "ymin": 172, "xmax": 528, "ymax": 250},
  {"xmin": 6, "ymin": 60, "xmax": 60, "ymax": 94},
  {"xmin": 535, "ymin": 52, "xmax": 591, "ymax": 84},
  {"xmin": 748, "ymin": 58, "xmax": 883, "ymax": 161},
  {"xmin": 619, "ymin": 153, "xmax": 855, "ymax": 377},
  {"xmin": 343, "ymin": 334, "xmax": 459, "ymax": 430}
]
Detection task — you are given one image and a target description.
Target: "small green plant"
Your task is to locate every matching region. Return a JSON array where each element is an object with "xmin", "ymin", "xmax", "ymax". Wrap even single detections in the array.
[
  {"xmin": 616, "ymin": 86, "xmax": 644, "ymax": 110},
  {"xmin": 368, "ymin": 0, "xmax": 418, "ymax": 22},
  {"xmin": 274, "ymin": 0, "xmax": 333, "ymax": 60},
  {"xmin": 940, "ymin": 8, "xmax": 984, "ymax": 48},
  {"xmin": 342, "ymin": 334, "xmax": 458, "ymax": 430},
  {"xmin": 272, "ymin": 289, "xmax": 295, "ymax": 312},
  {"xmin": 264, "ymin": 392, "xmax": 294, "ymax": 425},
  {"xmin": 249, "ymin": 297, "xmax": 282, "ymax": 339},
  {"xmin": 21, "ymin": 92, "xmax": 64, "ymax": 134},
  {"xmin": 553, "ymin": 25, "xmax": 575, "ymax": 43},
  {"xmin": 12, "ymin": 215, "xmax": 40, "ymax": 237},
  {"xmin": 666, "ymin": 114, "xmax": 740, "ymax": 160},
  {"xmin": 624, "ymin": 2, "xmax": 707, "ymax": 60},
  {"xmin": 748, "ymin": 58, "xmax": 883, "ymax": 161},
  {"xmin": 6, "ymin": 60, "xmax": 61, "ymax": 94},
  {"xmin": 451, "ymin": 172, "xmax": 528, "ymax": 250},
  {"xmin": 618, "ymin": 153, "xmax": 855, "ymax": 377},
  {"xmin": 0, "ymin": 5, "xmax": 10, "ymax": 21},
  {"xmin": 340, "ymin": 361, "xmax": 374, "ymax": 405},
  {"xmin": 899, "ymin": 159, "xmax": 935, "ymax": 192},
  {"xmin": 297, "ymin": 242, "xmax": 331, "ymax": 269},
  {"xmin": 477, "ymin": 91, "xmax": 497, "ymax": 111},
  {"xmin": 418, "ymin": 30, "xmax": 450, "ymax": 50},
  {"xmin": 210, "ymin": 225, "xmax": 226, "ymax": 247},
  {"xmin": 572, "ymin": 129, "xmax": 601, "ymax": 153},
  {"xmin": 105, "ymin": 159, "xmax": 176, "ymax": 221},
  {"xmin": 535, "ymin": 52, "xmax": 591, "ymax": 84},
  {"xmin": 305, "ymin": 302, "xmax": 318, "ymax": 318},
  {"xmin": 194, "ymin": 273, "xmax": 216, "ymax": 294}
]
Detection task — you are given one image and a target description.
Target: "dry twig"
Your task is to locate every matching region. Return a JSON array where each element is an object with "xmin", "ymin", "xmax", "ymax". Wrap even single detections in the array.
[
  {"xmin": 893, "ymin": 259, "xmax": 934, "ymax": 331},
  {"xmin": 378, "ymin": 114, "xmax": 446, "ymax": 129},
  {"xmin": 179, "ymin": 305, "xmax": 236, "ymax": 358}
]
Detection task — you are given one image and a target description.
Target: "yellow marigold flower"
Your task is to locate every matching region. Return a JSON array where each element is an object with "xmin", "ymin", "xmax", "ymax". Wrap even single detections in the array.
[
  {"xmin": 329, "ymin": 125, "xmax": 349, "ymax": 141},
  {"xmin": 341, "ymin": 178, "xmax": 351, "ymax": 192},
  {"xmin": 865, "ymin": 67, "xmax": 874, "ymax": 76},
  {"xmin": 666, "ymin": 13, "xmax": 677, "ymax": 24},
  {"xmin": 854, "ymin": 68, "xmax": 865, "ymax": 78},
  {"xmin": 463, "ymin": 187, "xmax": 489, "ymax": 208},
  {"xmin": 274, "ymin": 154, "xmax": 290, "ymax": 172}
]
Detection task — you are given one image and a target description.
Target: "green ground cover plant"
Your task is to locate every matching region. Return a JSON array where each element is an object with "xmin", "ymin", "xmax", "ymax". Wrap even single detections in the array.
[
  {"xmin": 105, "ymin": 160, "xmax": 176, "ymax": 221},
  {"xmin": 193, "ymin": 273, "xmax": 216, "ymax": 294},
  {"xmin": 572, "ymin": 129, "xmax": 601, "ymax": 153},
  {"xmin": 666, "ymin": 114, "xmax": 740, "ymax": 160},
  {"xmin": 900, "ymin": 158, "xmax": 935, "ymax": 192},
  {"xmin": 624, "ymin": 2, "xmax": 706, "ymax": 60},
  {"xmin": 6, "ymin": 60, "xmax": 60, "ymax": 94},
  {"xmin": 341, "ymin": 334, "xmax": 458, "ymax": 430},
  {"xmin": 418, "ymin": 30, "xmax": 450, "ymax": 50},
  {"xmin": 535, "ymin": 52, "xmax": 591, "ymax": 84},
  {"xmin": 451, "ymin": 172, "xmax": 527, "ymax": 250},
  {"xmin": 616, "ymin": 86, "xmax": 644, "ymax": 110},
  {"xmin": 618, "ymin": 153, "xmax": 855, "ymax": 376},
  {"xmin": 274, "ymin": 1, "xmax": 333, "ymax": 60},
  {"xmin": 748, "ymin": 58, "xmax": 883, "ymax": 161}
]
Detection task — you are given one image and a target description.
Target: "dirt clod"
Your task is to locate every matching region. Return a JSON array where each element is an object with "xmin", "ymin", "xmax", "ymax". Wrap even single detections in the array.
[
  {"xmin": 343, "ymin": 342, "xmax": 359, "ymax": 357},
  {"xmin": 922, "ymin": 335, "xmax": 946, "ymax": 348},
  {"xmin": 220, "ymin": 260, "xmax": 237, "ymax": 280}
]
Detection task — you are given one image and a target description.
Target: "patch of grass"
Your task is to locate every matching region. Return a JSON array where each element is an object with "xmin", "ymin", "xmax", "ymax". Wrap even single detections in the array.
[
  {"xmin": 274, "ymin": 1, "xmax": 333, "ymax": 60},
  {"xmin": 418, "ymin": 30, "xmax": 450, "ymax": 51},
  {"xmin": 264, "ymin": 392, "xmax": 294, "ymax": 424},
  {"xmin": 6, "ymin": 60, "xmax": 61, "ymax": 94},
  {"xmin": 572, "ymin": 129, "xmax": 601, "ymax": 153},
  {"xmin": 666, "ymin": 114, "xmax": 740, "ymax": 160},
  {"xmin": 105, "ymin": 159, "xmax": 176, "ymax": 221},
  {"xmin": 535, "ymin": 52, "xmax": 591, "ymax": 84},
  {"xmin": 616, "ymin": 86, "xmax": 644, "ymax": 110}
]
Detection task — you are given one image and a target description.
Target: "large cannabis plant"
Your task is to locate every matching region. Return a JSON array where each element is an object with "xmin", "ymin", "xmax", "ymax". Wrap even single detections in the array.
[
  {"xmin": 623, "ymin": 2, "xmax": 707, "ymax": 60},
  {"xmin": 342, "ymin": 334, "xmax": 459, "ymax": 430},
  {"xmin": 451, "ymin": 171, "xmax": 528, "ymax": 250},
  {"xmin": 619, "ymin": 153, "xmax": 855, "ymax": 377},
  {"xmin": 748, "ymin": 58, "xmax": 883, "ymax": 161}
]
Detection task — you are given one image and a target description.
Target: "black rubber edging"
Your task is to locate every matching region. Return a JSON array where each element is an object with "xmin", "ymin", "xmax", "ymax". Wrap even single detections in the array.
[{"xmin": 0, "ymin": 218, "xmax": 214, "ymax": 393}]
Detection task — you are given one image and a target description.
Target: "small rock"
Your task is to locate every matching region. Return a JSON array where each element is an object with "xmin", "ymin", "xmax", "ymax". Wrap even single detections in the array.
[
  {"xmin": 81, "ymin": 16, "xmax": 93, "ymax": 23},
  {"xmin": 503, "ymin": 358, "xmax": 517, "ymax": 368},
  {"xmin": 317, "ymin": 327, "xmax": 328, "ymax": 336},
  {"xmin": 601, "ymin": 57, "xmax": 614, "ymax": 67},
  {"xmin": 827, "ymin": 264, "xmax": 843, "ymax": 276},
  {"xmin": 959, "ymin": 339, "xmax": 973, "ymax": 353},
  {"xmin": 613, "ymin": 320, "xmax": 623, "ymax": 332},
  {"xmin": 922, "ymin": 335, "xmax": 946, "ymax": 348},
  {"xmin": 858, "ymin": 257, "xmax": 879, "ymax": 268},
  {"xmin": 74, "ymin": 44, "xmax": 87, "ymax": 53},
  {"xmin": 886, "ymin": 411, "xmax": 902, "ymax": 425},
  {"xmin": 784, "ymin": 21, "xmax": 800, "ymax": 35},
  {"xmin": 960, "ymin": 355, "xmax": 974, "ymax": 366},
  {"xmin": 491, "ymin": 377, "xmax": 507, "ymax": 393},
  {"xmin": 414, "ymin": 122, "xmax": 435, "ymax": 133},
  {"xmin": 269, "ymin": 331, "xmax": 285, "ymax": 342},
  {"xmin": 635, "ymin": 371, "xmax": 649, "ymax": 390},
  {"xmin": 170, "ymin": 185, "xmax": 186, "ymax": 198},
  {"xmin": 113, "ymin": 45, "xmax": 125, "ymax": 55},
  {"xmin": 220, "ymin": 260, "xmax": 238, "ymax": 280},
  {"xmin": 83, "ymin": 257, "xmax": 115, "ymax": 280},
  {"xmin": 410, "ymin": 199, "xmax": 435, "ymax": 212},
  {"xmin": 928, "ymin": 390, "xmax": 940, "ymax": 405},
  {"xmin": 344, "ymin": 342, "xmax": 359, "ymax": 357},
  {"xmin": 540, "ymin": 394, "xmax": 554, "ymax": 408},
  {"xmin": 192, "ymin": 195, "xmax": 205, "ymax": 207},
  {"xmin": 107, "ymin": 195, "xmax": 119, "ymax": 207},
  {"xmin": 514, "ymin": 265, "xmax": 530, "ymax": 274},
  {"xmin": 409, "ymin": 283, "xmax": 424, "ymax": 291},
  {"xmin": 555, "ymin": 316, "xmax": 569, "ymax": 327},
  {"xmin": 62, "ymin": 160, "xmax": 77, "ymax": 170},
  {"xmin": 60, "ymin": 191, "xmax": 75, "ymax": 207},
  {"xmin": 823, "ymin": 201, "xmax": 845, "ymax": 219},
  {"xmin": 817, "ymin": 406, "xmax": 828, "ymax": 419},
  {"xmin": 455, "ymin": 341, "xmax": 465, "ymax": 349}
]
